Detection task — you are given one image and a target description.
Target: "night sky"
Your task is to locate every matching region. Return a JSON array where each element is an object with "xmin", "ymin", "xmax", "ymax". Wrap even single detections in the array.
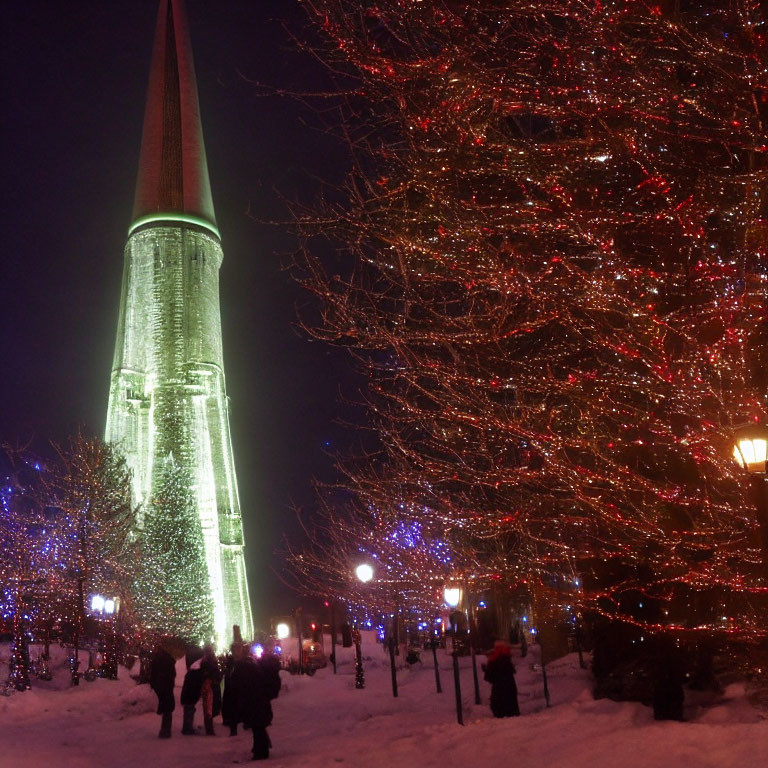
[{"xmin": 0, "ymin": 1, "xmax": 356, "ymax": 625}]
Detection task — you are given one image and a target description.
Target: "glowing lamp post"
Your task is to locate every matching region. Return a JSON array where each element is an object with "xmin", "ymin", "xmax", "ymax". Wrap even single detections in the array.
[
  {"xmin": 444, "ymin": 585, "xmax": 464, "ymax": 725},
  {"xmin": 354, "ymin": 564, "xmax": 375, "ymax": 690},
  {"xmin": 444, "ymin": 587, "xmax": 461, "ymax": 609},
  {"xmin": 275, "ymin": 622, "xmax": 291, "ymax": 641},
  {"xmin": 733, "ymin": 426, "xmax": 768, "ymax": 474},
  {"xmin": 733, "ymin": 424, "xmax": 768, "ymax": 571},
  {"xmin": 90, "ymin": 594, "xmax": 120, "ymax": 617},
  {"xmin": 355, "ymin": 563, "xmax": 374, "ymax": 583},
  {"xmin": 90, "ymin": 594, "xmax": 120, "ymax": 680}
]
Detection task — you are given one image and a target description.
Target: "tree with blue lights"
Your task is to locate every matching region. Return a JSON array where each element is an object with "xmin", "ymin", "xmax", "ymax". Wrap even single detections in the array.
[{"xmin": 0, "ymin": 449, "xmax": 51, "ymax": 690}]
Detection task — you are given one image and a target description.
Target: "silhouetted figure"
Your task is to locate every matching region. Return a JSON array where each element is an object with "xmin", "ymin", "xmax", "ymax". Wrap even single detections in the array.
[
  {"xmin": 149, "ymin": 641, "xmax": 176, "ymax": 738},
  {"xmin": 483, "ymin": 640, "xmax": 520, "ymax": 717},
  {"xmin": 200, "ymin": 645, "xmax": 221, "ymax": 735},
  {"xmin": 231, "ymin": 649, "xmax": 282, "ymax": 760},
  {"xmin": 222, "ymin": 644, "xmax": 244, "ymax": 736},
  {"xmin": 180, "ymin": 646, "xmax": 205, "ymax": 734}
]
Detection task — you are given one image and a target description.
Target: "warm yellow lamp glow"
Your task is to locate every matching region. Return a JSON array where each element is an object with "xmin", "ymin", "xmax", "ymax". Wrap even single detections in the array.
[
  {"xmin": 733, "ymin": 425, "xmax": 768, "ymax": 474},
  {"xmin": 734, "ymin": 439, "xmax": 767, "ymax": 470}
]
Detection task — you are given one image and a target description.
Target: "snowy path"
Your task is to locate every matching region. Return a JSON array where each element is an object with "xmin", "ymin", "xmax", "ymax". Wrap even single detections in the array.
[{"xmin": 2, "ymin": 637, "xmax": 766, "ymax": 768}]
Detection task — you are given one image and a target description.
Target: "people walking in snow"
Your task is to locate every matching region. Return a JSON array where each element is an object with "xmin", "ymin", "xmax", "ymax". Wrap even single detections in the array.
[
  {"xmin": 180, "ymin": 646, "xmax": 205, "ymax": 734},
  {"xmin": 483, "ymin": 640, "xmax": 520, "ymax": 718},
  {"xmin": 230, "ymin": 646, "xmax": 282, "ymax": 760},
  {"xmin": 149, "ymin": 639, "xmax": 176, "ymax": 738},
  {"xmin": 200, "ymin": 644, "xmax": 222, "ymax": 735}
]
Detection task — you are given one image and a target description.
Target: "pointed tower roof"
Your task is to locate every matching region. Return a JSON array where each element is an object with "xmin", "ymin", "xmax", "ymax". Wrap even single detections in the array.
[{"xmin": 130, "ymin": 0, "xmax": 218, "ymax": 238}]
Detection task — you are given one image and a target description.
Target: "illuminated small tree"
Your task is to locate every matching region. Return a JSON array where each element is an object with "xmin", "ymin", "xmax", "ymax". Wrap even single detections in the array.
[
  {"xmin": 135, "ymin": 455, "xmax": 214, "ymax": 644},
  {"xmin": 0, "ymin": 449, "xmax": 50, "ymax": 689},
  {"xmin": 48, "ymin": 434, "xmax": 136, "ymax": 642}
]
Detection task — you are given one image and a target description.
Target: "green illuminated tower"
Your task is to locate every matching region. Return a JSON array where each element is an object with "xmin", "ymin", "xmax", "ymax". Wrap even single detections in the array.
[{"xmin": 106, "ymin": 0, "xmax": 253, "ymax": 646}]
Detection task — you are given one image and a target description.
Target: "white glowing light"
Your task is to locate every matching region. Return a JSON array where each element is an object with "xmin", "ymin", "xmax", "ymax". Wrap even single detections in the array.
[
  {"xmin": 91, "ymin": 595, "xmax": 105, "ymax": 612},
  {"xmin": 104, "ymin": 599, "xmax": 116, "ymax": 615},
  {"xmin": 443, "ymin": 587, "xmax": 461, "ymax": 607},
  {"xmin": 276, "ymin": 623, "xmax": 291, "ymax": 640},
  {"xmin": 356, "ymin": 564, "xmax": 374, "ymax": 583}
]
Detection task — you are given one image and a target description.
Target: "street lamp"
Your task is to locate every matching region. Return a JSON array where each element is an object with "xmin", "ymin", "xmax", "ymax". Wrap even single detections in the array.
[
  {"xmin": 444, "ymin": 587, "xmax": 461, "ymax": 609},
  {"xmin": 444, "ymin": 584, "xmax": 464, "ymax": 725},
  {"xmin": 275, "ymin": 622, "xmax": 291, "ymax": 641},
  {"xmin": 733, "ymin": 424, "xmax": 768, "ymax": 473},
  {"xmin": 90, "ymin": 594, "xmax": 120, "ymax": 679},
  {"xmin": 733, "ymin": 424, "xmax": 768, "ymax": 570},
  {"xmin": 90, "ymin": 594, "xmax": 105, "ymax": 613},
  {"xmin": 90, "ymin": 594, "xmax": 120, "ymax": 617},
  {"xmin": 355, "ymin": 563, "xmax": 374, "ymax": 583},
  {"xmin": 354, "ymin": 564, "xmax": 376, "ymax": 690}
]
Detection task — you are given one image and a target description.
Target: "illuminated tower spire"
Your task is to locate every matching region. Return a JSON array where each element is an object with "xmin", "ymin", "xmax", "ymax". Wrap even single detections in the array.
[
  {"xmin": 132, "ymin": 0, "xmax": 215, "ymax": 232},
  {"xmin": 106, "ymin": 0, "xmax": 253, "ymax": 647}
]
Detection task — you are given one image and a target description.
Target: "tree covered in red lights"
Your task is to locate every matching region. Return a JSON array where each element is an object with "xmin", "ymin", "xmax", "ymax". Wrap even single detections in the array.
[{"xmin": 294, "ymin": 0, "xmax": 768, "ymax": 651}]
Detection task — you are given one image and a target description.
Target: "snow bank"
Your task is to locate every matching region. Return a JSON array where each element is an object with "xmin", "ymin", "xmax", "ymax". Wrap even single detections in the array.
[{"xmin": 1, "ymin": 635, "xmax": 766, "ymax": 767}]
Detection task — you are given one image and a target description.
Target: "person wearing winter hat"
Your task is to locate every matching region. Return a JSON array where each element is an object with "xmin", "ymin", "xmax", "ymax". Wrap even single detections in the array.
[{"xmin": 483, "ymin": 640, "xmax": 520, "ymax": 718}]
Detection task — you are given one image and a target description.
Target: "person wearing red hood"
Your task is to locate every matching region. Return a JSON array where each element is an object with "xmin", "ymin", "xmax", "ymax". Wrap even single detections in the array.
[{"xmin": 483, "ymin": 640, "xmax": 520, "ymax": 718}]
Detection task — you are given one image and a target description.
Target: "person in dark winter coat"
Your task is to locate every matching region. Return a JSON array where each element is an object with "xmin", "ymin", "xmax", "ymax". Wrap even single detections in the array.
[
  {"xmin": 149, "ymin": 641, "xmax": 176, "ymax": 738},
  {"xmin": 199, "ymin": 645, "xmax": 222, "ymax": 735},
  {"xmin": 231, "ymin": 649, "xmax": 282, "ymax": 760},
  {"xmin": 221, "ymin": 643, "xmax": 244, "ymax": 736},
  {"xmin": 483, "ymin": 640, "xmax": 520, "ymax": 718},
  {"xmin": 180, "ymin": 646, "xmax": 205, "ymax": 734}
]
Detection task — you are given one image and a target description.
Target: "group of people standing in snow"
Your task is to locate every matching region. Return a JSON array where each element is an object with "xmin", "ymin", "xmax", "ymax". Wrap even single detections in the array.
[
  {"xmin": 148, "ymin": 632, "xmax": 520, "ymax": 760},
  {"xmin": 149, "ymin": 638, "xmax": 281, "ymax": 761}
]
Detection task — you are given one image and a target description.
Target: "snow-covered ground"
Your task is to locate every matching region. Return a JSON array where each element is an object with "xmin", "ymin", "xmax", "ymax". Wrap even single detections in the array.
[{"xmin": 2, "ymin": 634, "xmax": 767, "ymax": 768}]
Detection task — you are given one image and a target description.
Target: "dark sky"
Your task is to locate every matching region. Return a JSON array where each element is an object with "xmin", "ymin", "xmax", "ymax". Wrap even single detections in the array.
[{"xmin": 0, "ymin": 0, "xmax": 356, "ymax": 626}]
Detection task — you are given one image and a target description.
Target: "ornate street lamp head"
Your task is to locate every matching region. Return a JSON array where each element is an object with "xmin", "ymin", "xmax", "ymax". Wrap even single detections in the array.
[
  {"xmin": 443, "ymin": 586, "xmax": 461, "ymax": 608},
  {"xmin": 733, "ymin": 424, "xmax": 768, "ymax": 475},
  {"xmin": 90, "ymin": 594, "xmax": 105, "ymax": 613}
]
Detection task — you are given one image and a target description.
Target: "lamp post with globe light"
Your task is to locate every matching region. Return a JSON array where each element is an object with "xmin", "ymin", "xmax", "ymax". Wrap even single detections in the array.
[
  {"xmin": 354, "ymin": 563, "xmax": 374, "ymax": 690},
  {"xmin": 89, "ymin": 594, "xmax": 120, "ymax": 680},
  {"xmin": 275, "ymin": 621, "xmax": 290, "ymax": 666},
  {"xmin": 732, "ymin": 424, "xmax": 768, "ymax": 574},
  {"xmin": 355, "ymin": 563, "xmax": 374, "ymax": 584},
  {"xmin": 444, "ymin": 584, "xmax": 464, "ymax": 725}
]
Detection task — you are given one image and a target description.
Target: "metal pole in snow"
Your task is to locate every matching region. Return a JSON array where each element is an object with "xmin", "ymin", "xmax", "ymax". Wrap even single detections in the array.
[{"xmin": 431, "ymin": 637, "xmax": 442, "ymax": 693}]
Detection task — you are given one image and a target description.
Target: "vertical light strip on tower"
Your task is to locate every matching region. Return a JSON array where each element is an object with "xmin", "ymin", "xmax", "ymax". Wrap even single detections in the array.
[{"xmin": 105, "ymin": 0, "xmax": 253, "ymax": 647}]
